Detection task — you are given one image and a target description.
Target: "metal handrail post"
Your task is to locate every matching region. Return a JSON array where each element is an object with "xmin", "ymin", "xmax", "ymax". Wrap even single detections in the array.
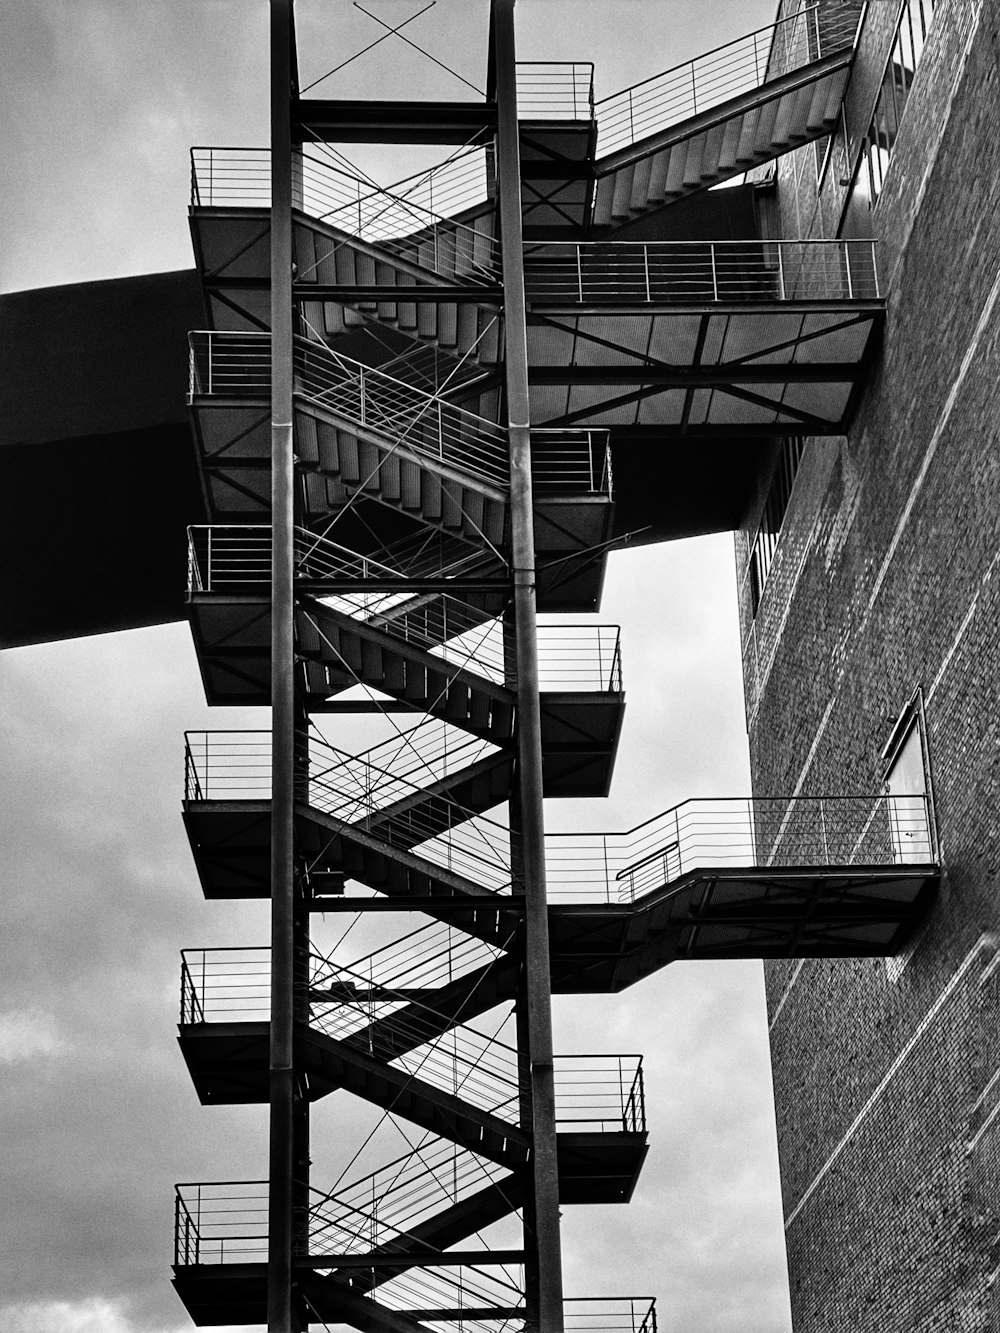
[
  {"xmin": 846, "ymin": 245, "xmax": 854, "ymax": 299},
  {"xmin": 777, "ymin": 243, "xmax": 786, "ymax": 300},
  {"xmin": 267, "ymin": 3, "xmax": 299, "ymax": 1329},
  {"xmin": 495, "ymin": 4, "xmax": 564, "ymax": 1329},
  {"xmin": 643, "ymin": 245, "xmax": 651, "ymax": 303},
  {"xmin": 710, "ymin": 243, "xmax": 718, "ymax": 301}
]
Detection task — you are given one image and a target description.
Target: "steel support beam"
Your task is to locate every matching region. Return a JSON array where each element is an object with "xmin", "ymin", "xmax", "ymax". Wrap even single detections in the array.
[
  {"xmin": 493, "ymin": 3, "xmax": 564, "ymax": 1330},
  {"xmin": 268, "ymin": 2, "xmax": 298, "ymax": 1329}
]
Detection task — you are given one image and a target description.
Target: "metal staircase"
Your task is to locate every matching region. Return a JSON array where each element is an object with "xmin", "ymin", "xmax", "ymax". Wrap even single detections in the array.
[
  {"xmin": 589, "ymin": 5, "xmax": 861, "ymax": 225},
  {"xmin": 172, "ymin": 3, "xmax": 937, "ymax": 1331}
]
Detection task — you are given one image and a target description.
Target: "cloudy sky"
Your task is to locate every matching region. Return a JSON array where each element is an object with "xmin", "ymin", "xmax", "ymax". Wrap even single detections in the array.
[{"xmin": 0, "ymin": 2, "xmax": 790, "ymax": 1332}]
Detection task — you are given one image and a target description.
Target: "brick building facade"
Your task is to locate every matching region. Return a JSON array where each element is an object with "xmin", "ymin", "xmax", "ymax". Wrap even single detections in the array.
[{"xmin": 736, "ymin": 0, "xmax": 1000, "ymax": 1327}]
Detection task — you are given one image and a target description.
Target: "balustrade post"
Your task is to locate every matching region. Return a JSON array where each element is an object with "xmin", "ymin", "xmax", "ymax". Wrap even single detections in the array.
[
  {"xmin": 643, "ymin": 244, "xmax": 651, "ymax": 303},
  {"xmin": 495, "ymin": 5, "xmax": 564, "ymax": 1328},
  {"xmin": 576, "ymin": 245, "xmax": 584, "ymax": 303},
  {"xmin": 777, "ymin": 243, "xmax": 786, "ymax": 300},
  {"xmin": 691, "ymin": 61, "xmax": 697, "ymax": 115},
  {"xmin": 710, "ymin": 243, "xmax": 718, "ymax": 301},
  {"xmin": 846, "ymin": 244, "xmax": 855, "ymax": 299},
  {"xmin": 820, "ymin": 798, "xmax": 829, "ymax": 863}
]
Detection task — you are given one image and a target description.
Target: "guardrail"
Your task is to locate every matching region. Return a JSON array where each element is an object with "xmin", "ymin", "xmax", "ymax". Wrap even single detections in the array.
[
  {"xmin": 524, "ymin": 239, "xmax": 880, "ymax": 303},
  {"xmin": 594, "ymin": 4, "xmax": 858, "ymax": 157},
  {"xmin": 186, "ymin": 536, "xmax": 623, "ymax": 691},
  {"xmin": 190, "ymin": 145, "xmax": 498, "ymax": 281},
  {"xmin": 187, "ymin": 333, "xmax": 613, "ymax": 499},
  {"xmin": 180, "ymin": 929, "xmax": 502, "ymax": 1029},
  {"xmin": 183, "ymin": 724, "xmax": 499, "ymax": 828},
  {"xmin": 517, "ymin": 62, "xmax": 595, "ymax": 119},
  {"xmin": 565, "ymin": 1298, "xmax": 658, "ymax": 1333},
  {"xmin": 179, "ymin": 944, "xmax": 643, "ymax": 1134},
  {"xmin": 175, "ymin": 1186, "xmax": 655, "ymax": 1333},
  {"xmin": 545, "ymin": 794, "xmax": 936, "ymax": 904},
  {"xmin": 188, "ymin": 331, "xmax": 511, "ymax": 490},
  {"xmin": 307, "ymin": 1141, "xmax": 510, "ymax": 1258}
]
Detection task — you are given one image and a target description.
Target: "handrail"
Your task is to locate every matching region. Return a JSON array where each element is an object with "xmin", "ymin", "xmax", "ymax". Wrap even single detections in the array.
[
  {"xmin": 183, "ymin": 745, "xmax": 933, "ymax": 906},
  {"xmin": 523, "ymin": 239, "xmax": 881, "ymax": 303},
  {"xmin": 516, "ymin": 62, "xmax": 595, "ymax": 120},
  {"xmin": 186, "ymin": 532, "xmax": 623, "ymax": 692},
  {"xmin": 594, "ymin": 4, "xmax": 858, "ymax": 158},
  {"xmin": 177, "ymin": 942, "xmax": 645, "ymax": 1132},
  {"xmin": 190, "ymin": 145, "xmax": 498, "ymax": 282},
  {"xmin": 187, "ymin": 332, "xmax": 613, "ymax": 499},
  {"xmin": 182, "ymin": 724, "xmax": 510, "ymax": 872},
  {"xmin": 187, "ymin": 330, "xmax": 511, "ymax": 489},
  {"xmin": 545, "ymin": 793, "xmax": 937, "ymax": 904}
]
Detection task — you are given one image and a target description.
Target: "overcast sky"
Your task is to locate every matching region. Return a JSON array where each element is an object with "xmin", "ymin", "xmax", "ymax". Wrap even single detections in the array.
[{"xmin": 0, "ymin": 2, "xmax": 791, "ymax": 1332}]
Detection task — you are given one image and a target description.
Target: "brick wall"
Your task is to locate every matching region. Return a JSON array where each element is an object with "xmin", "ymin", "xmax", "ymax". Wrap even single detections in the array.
[{"xmin": 738, "ymin": 0, "xmax": 1000, "ymax": 1327}]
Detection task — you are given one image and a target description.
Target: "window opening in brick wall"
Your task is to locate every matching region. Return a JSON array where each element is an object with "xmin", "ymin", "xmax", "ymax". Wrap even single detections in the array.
[
  {"xmin": 882, "ymin": 690, "xmax": 935, "ymax": 981},
  {"xmin": 882, "ymin": 690, "xmax": 933, "ymax": 866},
  {"xmin": 856, "ymin": 0, "xmax": 937, "ymax": 208},
  {"xmin": 747, "ymin": 437, "xmax": 805, "ymax": 616}
]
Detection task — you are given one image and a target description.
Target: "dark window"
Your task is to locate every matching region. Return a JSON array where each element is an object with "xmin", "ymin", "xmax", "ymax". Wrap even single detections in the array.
[
  {"xmin": 857, "ymin": 0, "xmax": 936, "ymax": 207},
  {"xmin": 748, "ymin": 437, "xmax": 805, "ymax": 615}
]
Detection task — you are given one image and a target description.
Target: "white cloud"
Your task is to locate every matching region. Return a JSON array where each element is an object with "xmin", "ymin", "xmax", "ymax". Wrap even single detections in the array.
[
  {"xmin": 0, "ymin": 1008, "xmax": 65, "ymax": 1063},
  {"xmin": 0, "ymin": 1297, "xmax": 259, "ymax": 1333}
]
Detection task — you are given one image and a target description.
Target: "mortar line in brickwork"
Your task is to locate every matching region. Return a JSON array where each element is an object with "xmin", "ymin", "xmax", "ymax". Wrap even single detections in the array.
[
  {"xmin": 882, "ymin": 0, "xmax": 987, "ymax": 291},
  {"xmin": 747, "ymin": 508, "xmax": 826, "ymax": 728},
  {"xmin": 784, "ymin": 932, "xmax": 1000, "ymax": 1230},
  {"xmin": 966, "ymin": 1097, "xmax": 1000, "ymax": 1157},
  {"xmin": 759, "ymin": 261, "xmax": 1000, "ymax": 750},
  {"xmin": 767, "ymin": 959, "xmax": 806, "ymax": 1033},
  {"xmin": 970, "ymin": 1067, "xmax": 1000, "ymax": 1117},
  {"xmin": 862, "ymin": 264, "xmax": 1000, "ymax": 623},
  {"xmin": 926, "ymin": 543, "xmax": 1000, "ymax": 706}
]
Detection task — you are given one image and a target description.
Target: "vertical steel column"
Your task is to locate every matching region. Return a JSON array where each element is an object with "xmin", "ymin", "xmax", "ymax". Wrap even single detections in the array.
[
  {"xmin": 493, "ymin": 3, "xmax": 565, "ymax": 1330},
  {"xmin": 268, "ymin": 1, "xmax": 297, "ymax": 1329}
]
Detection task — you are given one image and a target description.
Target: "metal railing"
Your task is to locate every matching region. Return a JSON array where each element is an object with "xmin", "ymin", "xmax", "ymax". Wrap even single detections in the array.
[
  {"xmin": 183, "ymin": 724, "xmax": 500, "ymax": 828},
  {"xmin": 307, "ymin": 1141, "xmax": 510, "ymax": 1258},
  {"xmin": 180, "ymin": 929, "xmax": 501, "ymax": 1029},
  {"xmin": 190, "ymin": 146, "xmax": 498, "ymax": 281},
  {"xmin": 545, "ymin": 794, "xmax": 936, "ymax": 905},
  {"xmin": 179, "ymin": 945, "xmax": 643, "ymax": 1134},
  {"xmin": 531, "ymin": 428, "xmax": 614, "ymax": 495},
  {"xmin": 516, "ymin": 62, "xmax": 595, "ymax": 119},
  {"xmin": 565, "ymin": 1298, "xmax": 657, "ymax": 1333},
  {"xmin": 361, "ymin": 143, "xmax": 493, "ymax": 227},
  {"xmin": 188, "ymin": 581, "xmax": 624, "ymax": 692},
  {"xmin": 524, "ymin": 239, "xmax": 880, "ymax": 303},
  {"xmin": 186, "ymin": 533, "xmax": 623, "ymax": 692},
  {"xmin": 188, "ymin": 331, "xmax": 511, "ymax": 489},
  {"xmin": 187, "ymin": 333, "xmax": 614, "ymax": 500},
  {"xmin": 594, "ymin": 5, "xmax": 857, "ymax": 157}
]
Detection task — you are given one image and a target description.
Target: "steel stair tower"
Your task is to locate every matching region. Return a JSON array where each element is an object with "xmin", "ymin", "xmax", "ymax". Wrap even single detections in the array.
[{"xmin": 172, "ymin": 3, "xmax": 939, "ymax": 1331}]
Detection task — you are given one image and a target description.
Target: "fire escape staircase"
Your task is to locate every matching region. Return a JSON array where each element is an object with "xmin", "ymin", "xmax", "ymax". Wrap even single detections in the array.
[{"xmin": 173, "ymin": 8, "xmax": 936, "ymax": 1328}]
